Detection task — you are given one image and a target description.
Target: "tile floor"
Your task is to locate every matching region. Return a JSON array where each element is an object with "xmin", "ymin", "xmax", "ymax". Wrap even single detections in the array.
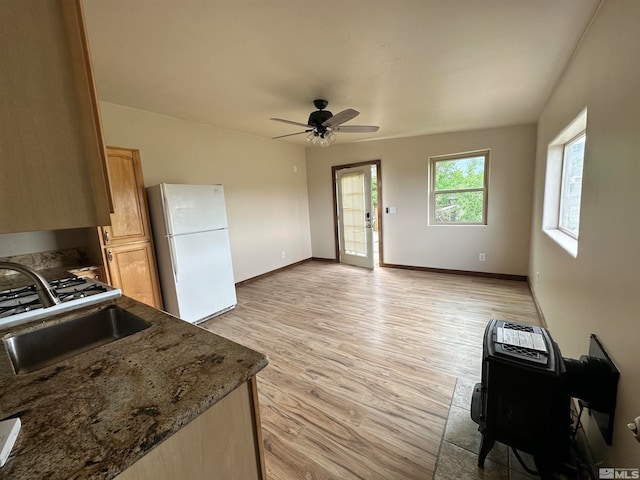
[{"xmin": 434, "ymin": 378, "xmax": 547, "ymax": 480}]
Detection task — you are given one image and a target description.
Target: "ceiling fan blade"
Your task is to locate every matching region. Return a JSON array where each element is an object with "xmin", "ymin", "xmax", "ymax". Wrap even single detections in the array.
[
  {"xmin": 272, "ymin": 130, "xmax": 311, "ymax": 140},
  {"xmin": 333, "ymin": 125, "xmax": 379, "ymax": 133},
  {"xmin": 322, "ymin": 108, "xmax": 359, "ymax": 128},
  {"xmin": 270, "ymin": 118, "xmax": 312, "ymax": 128}
]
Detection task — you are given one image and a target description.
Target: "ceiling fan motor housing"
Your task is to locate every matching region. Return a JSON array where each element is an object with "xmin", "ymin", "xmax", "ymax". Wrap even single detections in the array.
[
  {"xmin": 308, "ymin": 110, "xmax": 333, "ymax": 128},
  {"xmin": 313, "ymin": 99, "xmax": 328, "ymax": 110}
]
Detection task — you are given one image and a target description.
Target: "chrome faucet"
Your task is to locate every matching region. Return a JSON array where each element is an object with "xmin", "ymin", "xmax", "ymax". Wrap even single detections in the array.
[{"xmin": 0, "ymin": 262, "xmax": 60, "ymax": 307}]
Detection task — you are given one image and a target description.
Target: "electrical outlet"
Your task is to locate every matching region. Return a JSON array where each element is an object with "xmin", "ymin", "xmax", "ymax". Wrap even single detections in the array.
[
  {"xmin": 281, "ymin": 250, "xmax": 286, "ymax": 258},
  {"xmin": 479, "ymin": 253, "xmax": 486, "ymax": 262}
]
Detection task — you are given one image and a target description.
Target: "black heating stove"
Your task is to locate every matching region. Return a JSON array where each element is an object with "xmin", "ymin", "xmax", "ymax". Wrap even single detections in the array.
[
  {"xmin": 471, "ymin": 319, "xmax": 569, "ymax": 476},
  {"xmin": 471, "ymin": 319, "xmax": 620, "ymax": 479}
]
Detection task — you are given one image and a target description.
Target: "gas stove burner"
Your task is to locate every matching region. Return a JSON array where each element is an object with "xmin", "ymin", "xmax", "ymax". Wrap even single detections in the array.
[
  {"xmin": 0, "ymin": 297, "xmax": 42, "ymax": 319},
  {"xmin": 50, "ymin": 277, "xmax": 90, "ymax": 289},
  {"xmin": 13, "ymin": 304, "xmax": 36, "ymax": 314},
  {"xmin": 0, "ymin": 275, "xmax": 119, "ymax": 324},
  {"xmin": 55, "ymin": 283, "xmax": 108, "ymax": 303},
  {"xmin": 0, "ymin": 294, "xmax": 43, "ymax": 319},
  {"xmin": 0, "ymin": 284, "xmax": 38, "ymax": 303}
]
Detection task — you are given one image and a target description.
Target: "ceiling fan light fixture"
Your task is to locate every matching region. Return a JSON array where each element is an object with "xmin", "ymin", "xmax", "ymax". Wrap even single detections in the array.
[
  {"xmin": 319, "ymin": 132, "xmax": 337, "ymax": 147},
  {"xmin": 306, "ymin": 132, "xmax": 316, "ymax": 143}
]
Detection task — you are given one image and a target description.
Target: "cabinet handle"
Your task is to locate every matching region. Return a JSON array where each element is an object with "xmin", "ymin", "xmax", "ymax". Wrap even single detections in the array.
[
  {"xmin": 103, "ymin": 229, "xmax": 110, "ymax": 244},
  {"xmin": 108, "ymin": 250, "xmax": 113, "ymax": 262}
]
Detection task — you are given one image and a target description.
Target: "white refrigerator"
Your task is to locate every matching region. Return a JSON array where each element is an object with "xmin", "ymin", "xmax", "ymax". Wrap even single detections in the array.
[{"xmin": 146, "ymin": 183, "xmax": 237, "ymax": 324}]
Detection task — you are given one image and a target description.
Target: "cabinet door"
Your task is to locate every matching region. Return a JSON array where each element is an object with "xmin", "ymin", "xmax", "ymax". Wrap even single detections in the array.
[
  {"xmin": 105, "ymin": 242, "xmax": 163, "ymax": 309},
  {"xmin": 0, "ymin": 0, "xmax": 111, "ymax": 233},
  {"xmin": 100, "ymin": 148, "xmax": 151, "ymax": 245}
]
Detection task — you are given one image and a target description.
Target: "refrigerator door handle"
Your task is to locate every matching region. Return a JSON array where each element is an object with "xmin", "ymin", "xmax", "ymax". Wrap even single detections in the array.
[
  {"xmin": 168, "ymin": 235, "xmax": 179, "ymax": 283},
  {"xmin": 160, "ymin": 183, "xmax": 174, "ymax": 236}
]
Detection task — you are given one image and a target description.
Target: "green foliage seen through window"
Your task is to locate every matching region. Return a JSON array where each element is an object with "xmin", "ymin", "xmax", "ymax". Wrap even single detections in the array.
[{"xmin": 432, "ymin": 155, "xmax": 486, "ymax": 223}]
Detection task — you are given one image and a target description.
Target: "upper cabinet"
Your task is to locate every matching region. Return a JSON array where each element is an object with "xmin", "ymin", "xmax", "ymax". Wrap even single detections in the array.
[
  {"xmin": 99, "ymin": 148, "xmax": 151, "ymax": 245},
  {"xmin": 0, "ymin": 0, "xmax": 112, "ymax": 234}
]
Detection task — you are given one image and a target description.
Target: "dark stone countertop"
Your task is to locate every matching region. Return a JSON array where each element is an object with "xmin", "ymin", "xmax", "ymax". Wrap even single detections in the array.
[{"xmin": 0, "ymin": 296, "xmax": 268, "ymax": 479}]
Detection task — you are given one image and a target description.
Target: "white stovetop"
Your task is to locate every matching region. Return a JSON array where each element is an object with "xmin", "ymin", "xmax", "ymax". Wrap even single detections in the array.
[{"xmin": 0, "ymin": 287, "xmax": 121, "ymax": 330}]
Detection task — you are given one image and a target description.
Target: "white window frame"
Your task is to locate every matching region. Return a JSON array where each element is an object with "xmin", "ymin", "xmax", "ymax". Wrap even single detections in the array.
[
  {"xmin": 542, "ymin": 108, "xmax": 587, "ymax": 257},
  {"xmin": 429, "ymin": 150, "xmax": 489, "ymax": 226}
]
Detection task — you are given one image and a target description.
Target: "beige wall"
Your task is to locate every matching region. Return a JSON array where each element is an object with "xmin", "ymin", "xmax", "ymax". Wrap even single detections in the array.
[
  {"xmin": 529, "ymin": 0, "xmax": 639, "ymax": 466},
  {"xmin": 306, "ymin": 125, "xmax": 536, "ymax": 275},
  {"xmin": 0, "ymin": 229, "xmax": 90, "ymax": 258},
  {"xmin": 99, "ymin": 101, "xmax": 311, "ymax": 283}
]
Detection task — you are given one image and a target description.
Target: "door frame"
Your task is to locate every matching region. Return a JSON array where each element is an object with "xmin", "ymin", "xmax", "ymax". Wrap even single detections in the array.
[{"xmin": 332, "ymin": 160, "xmax": 383, "ymax": 266}]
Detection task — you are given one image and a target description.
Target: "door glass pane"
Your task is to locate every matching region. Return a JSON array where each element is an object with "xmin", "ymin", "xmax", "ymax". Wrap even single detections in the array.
[{"xmin": 341, "ymin": 172, "xmax": 367, "ymax": 257}]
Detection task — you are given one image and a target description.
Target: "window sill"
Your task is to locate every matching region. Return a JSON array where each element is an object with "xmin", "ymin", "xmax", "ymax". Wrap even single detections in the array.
[
  {"xmin": 430, "ymin": 223, "xmax": 487, "ymax": 226},
  {"xmin": 544, "ymin": 228, "xmax": 578, "ymax": 258}
]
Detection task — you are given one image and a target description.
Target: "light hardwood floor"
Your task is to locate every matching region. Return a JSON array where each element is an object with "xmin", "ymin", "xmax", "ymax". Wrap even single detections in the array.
[{"xmin": 202, "ymin": 261, "xmax": 540, "ymax": 480}]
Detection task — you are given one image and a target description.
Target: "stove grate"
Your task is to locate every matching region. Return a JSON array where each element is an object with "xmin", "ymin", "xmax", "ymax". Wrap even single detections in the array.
[
  {"xmin": 0, "ymin": 276, "xmax": 109, "ymax": 319},
  {"xmin": 503, "ymin": 322, "xmax": 534, "ymax": 332},
  {"xmin": 501, "ymin": 344, "xmax": 540, "ymax": 359}
]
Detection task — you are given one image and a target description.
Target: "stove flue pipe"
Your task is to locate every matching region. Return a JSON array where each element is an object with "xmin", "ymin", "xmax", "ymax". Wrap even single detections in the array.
[{"xmin": 562, "ymin": 355, "xmax": 618, "ymax": 414}]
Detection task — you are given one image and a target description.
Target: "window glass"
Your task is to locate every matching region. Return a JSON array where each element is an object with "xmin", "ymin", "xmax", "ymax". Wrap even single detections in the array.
[
  {"xmin": 430, "ymin": 152, "xmax": 488, "ymax": 225},
  {"xmin": 559, "ymin": 134, "xmax": 585, "ymax": 237},
  {"xmin": 434, "ymin": 157, "xmax": 485, "ymax": 190}
]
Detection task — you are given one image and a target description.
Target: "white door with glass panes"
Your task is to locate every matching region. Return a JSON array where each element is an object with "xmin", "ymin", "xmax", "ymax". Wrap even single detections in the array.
[{"xmin": 336, "ymin": 166, "xmax": 374, "ymax": 269}]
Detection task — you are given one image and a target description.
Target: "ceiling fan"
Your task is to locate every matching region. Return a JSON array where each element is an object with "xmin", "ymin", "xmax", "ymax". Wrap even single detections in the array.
[{"xmin": 270, "ymin": 99, "xmax": 379, "ymax": 147}]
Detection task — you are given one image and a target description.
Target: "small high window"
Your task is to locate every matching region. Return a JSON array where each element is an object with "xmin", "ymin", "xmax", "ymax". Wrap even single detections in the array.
[{"xmin": 429, "ymin": 150, "xmax": 489, "ymax": 225}]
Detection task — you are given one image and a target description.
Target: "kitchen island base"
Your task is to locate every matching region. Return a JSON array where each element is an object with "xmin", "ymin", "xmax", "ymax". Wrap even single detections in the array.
[{"xmin": 116, "ymin": 377, "xmax": 266, "ymax": 480}]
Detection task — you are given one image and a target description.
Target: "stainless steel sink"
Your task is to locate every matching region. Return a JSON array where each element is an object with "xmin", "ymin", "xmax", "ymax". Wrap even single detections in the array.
[{"xmin": 3, "ymin": 306, "xmax": 150, "ymax": 374}]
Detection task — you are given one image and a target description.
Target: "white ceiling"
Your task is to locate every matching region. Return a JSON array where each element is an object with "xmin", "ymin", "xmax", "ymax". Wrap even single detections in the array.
[{"xmin": 83, "ymin": 0, "xmax": 601, "ymax": 146}]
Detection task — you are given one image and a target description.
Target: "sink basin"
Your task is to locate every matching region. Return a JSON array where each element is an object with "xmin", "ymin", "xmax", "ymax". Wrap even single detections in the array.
[{"xmin": 3, "ymin": 306, "xmax": 150, "ymax": 374}]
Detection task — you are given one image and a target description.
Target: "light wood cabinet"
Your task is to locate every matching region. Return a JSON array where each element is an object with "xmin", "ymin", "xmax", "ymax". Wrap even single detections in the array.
[
  {"xmin": 98, "ymin": 147, "xmax": 163, "ymax": 310},
  {"xmin": 0, "ymin": 0, "xmax": 112, "ymax": 233},
  {"xmin": 116, "ymin": 378, "xmax": 266, "ymax": 480},
  {"xmin": 105, "ymin": 242, "xmax": 162, "ymax": 309},
  {"xmin": 99, "ymin": 148, "xmax": 151, "ymax": 245}
]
